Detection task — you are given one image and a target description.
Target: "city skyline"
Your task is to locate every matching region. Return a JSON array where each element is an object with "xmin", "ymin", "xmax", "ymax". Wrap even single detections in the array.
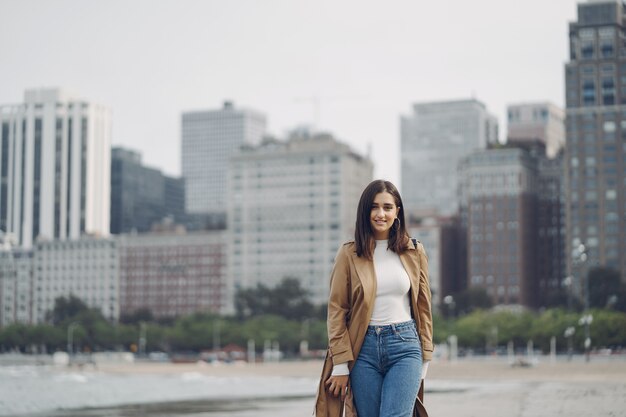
[{"xmin": 1, "ymin": 0, "xmax": 579, "ymax": 189}]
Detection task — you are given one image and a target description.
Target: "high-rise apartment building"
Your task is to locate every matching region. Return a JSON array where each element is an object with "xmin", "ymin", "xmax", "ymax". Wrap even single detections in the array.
[
  {"xmin": 507, "ymin": 102, "xmax": 565, "ymax": 158},
  {"xmin": 229, "ymin": 132, "xmax": 373, "ymax": 305},
  {"xmin": 0, "ymin": 89, "xmax": 111, "ymax": 248},
  {"xmin": 565, "ymin": 0, "xmax": 626, "ymax": 292},
  {"xmin": 401, "ymin": 99, "xmax": 498, "ymax": 216},
  {"xmin": 0, "ymin": 247, "xmax": 33, "ymax": 326},
  {"xmin": 459, "ymin": 142, "xmax": 565, "ymax": 308},
  {"xmin": 0, "ymin": 230, "xmax": 228, "ymax": 326},
  {"xmin": 32, "ymin": 237, "xmax": 119, "ymax": 323},
  {"xmin": 118, "ymin": 230, "xmax": 228, "ymax": 318},
  {"xmin": 110, "ymin": 147, "xmax": 185, "ymax": 234},
  {"xmin": 181, "ymin": 101, "xmax": 266, "ymax": 215},
  {"xmin": 459, "ymin": 148, "xmax": 538, "ymax": 306}
]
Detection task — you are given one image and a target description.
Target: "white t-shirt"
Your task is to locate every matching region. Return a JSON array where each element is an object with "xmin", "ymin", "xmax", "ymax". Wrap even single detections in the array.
[{"xmin": 369, "ymin": 239, "xmax": 412, "ymax": 325}]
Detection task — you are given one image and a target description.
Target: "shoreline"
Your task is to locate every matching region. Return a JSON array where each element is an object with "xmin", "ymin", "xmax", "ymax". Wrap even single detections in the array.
[{"xmin": 92, "ymin": 356, "xmax": 626, "ymax": 382}]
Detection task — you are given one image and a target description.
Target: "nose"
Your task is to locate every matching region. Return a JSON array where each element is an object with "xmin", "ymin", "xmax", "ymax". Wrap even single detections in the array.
[{"xmin": 374, "ymin": 207, "xmax": 385, "ymax": 218}]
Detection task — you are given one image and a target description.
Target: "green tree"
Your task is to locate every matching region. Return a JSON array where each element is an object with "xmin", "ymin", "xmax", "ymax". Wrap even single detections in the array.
[
  {"xmin": 25, "ymin": 325, "xmax": 65, "ymax": 352},
  {"xmin": 529, "ymin": 308, "xmax": 578, "ymax": 352},
  {"xmin": 119, "ymin": 307, "xmax": 154, "ymax": 324},
  {"xmin": 235, "ymin": 277, "xmax": 315, "ymax": 320},
  {"xmin": 453, "ymin": 287, "xmax": 493, "ymax": 315},
  {"xmin": 587, "ymin": 309, "xmax": 626, "ymax": 348},
  {"xmin": 0, "ymin": 324, "xmax": 29, "ymax": 351},
  {"xmin": 46, "ymin": 295, "xmax": 91, "ymax": 325},
  {"xmin": 452, "ymin": 310, "xmax": 489, "ymax": 349}
]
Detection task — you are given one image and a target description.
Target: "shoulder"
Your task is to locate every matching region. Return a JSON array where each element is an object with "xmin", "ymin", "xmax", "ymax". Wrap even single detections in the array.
[
  {"xmin": 335, "ymin": 241, "xmax": 357, "ymax": 259},
  {"xmin": 337, "ymin": 240, "xmax": 356, "ymax": 255},
  {"xmin": 332, "ymin": 241, "xmax": 355, "ymax": 267},
  {"xmin": 409, "ymin": 238, "xmax": 427, "ymax": 255}
]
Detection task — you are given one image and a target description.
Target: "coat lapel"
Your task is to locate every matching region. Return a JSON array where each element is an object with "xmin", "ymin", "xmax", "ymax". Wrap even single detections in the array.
[{"xmin": 351, "ymin": 251, "xmax": 377, "ymax": 309}]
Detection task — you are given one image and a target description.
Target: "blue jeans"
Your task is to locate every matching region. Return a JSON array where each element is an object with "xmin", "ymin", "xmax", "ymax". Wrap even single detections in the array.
[{"xmin": 350, "ymin": 320, "xmax": 422, "ymax": 417}]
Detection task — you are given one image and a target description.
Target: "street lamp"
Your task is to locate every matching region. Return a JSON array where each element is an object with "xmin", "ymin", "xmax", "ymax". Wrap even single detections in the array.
[
  {"xmin": 572, "ymin": 243, "xmax": 592, "ymax": 362},
  {"xmin": 607, "ymin": 294, "xmax": 618, "ymax": 309},
  {"xmin": 138, "ymin": 321, "xmax": 147, "ymax": 356},
  {"xmin": 571, "ymin": 244, "xmax": 588, "ymax": 301},
  {"xmin": 579, "ymin": 314, "xmax": 593, "ymax": 362},
  {"xmin": 564, "ymin": 326, "xmax": 576, "ymax": 361},
  {"xmin": 67, "ymin": 322, "xmax": 80, "ymax": 356},
  {"xmin": 562, "ymin": 276, "xmax": 573, "ymax": 311},
  {"xmin": 443, "ymin": 295, "xmax": 455, "ymax": 319}
]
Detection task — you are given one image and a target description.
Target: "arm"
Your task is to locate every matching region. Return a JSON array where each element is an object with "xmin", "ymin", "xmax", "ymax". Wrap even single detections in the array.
[
  {"xmin": 325, "ymin": 245, "xmax": 353, "ymax": 400},
  {"xmin": 416, "ymin": 242, "xmax": 434, "ymax": 361},
  {"xmin": 327, "ymin": 245, "xmax": 354, "ymax": 365}
]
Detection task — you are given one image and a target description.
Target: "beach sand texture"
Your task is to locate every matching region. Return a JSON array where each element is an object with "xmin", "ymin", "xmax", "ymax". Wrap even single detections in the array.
[{"xmin": 95, "ymin": 357, "xmax": 626, "ymax": 417}]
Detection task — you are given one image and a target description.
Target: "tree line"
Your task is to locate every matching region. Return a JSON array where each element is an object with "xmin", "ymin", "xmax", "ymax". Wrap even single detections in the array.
[{"xmin": 1, "ymin": 272, "xmax": 625, "ymax": 355}]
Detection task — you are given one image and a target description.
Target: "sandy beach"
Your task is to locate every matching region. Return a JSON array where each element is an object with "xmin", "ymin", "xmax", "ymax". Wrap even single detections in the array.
[
  {"xmin": 92, "ymin": 356, "xmax": 626, "ymax": 417},
  {"xmin": 96, "ymin": 356, "xmax": 626, "ymax": 381}
]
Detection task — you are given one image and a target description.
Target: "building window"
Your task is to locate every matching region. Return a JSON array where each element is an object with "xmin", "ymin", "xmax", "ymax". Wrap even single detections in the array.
[
  {"xmin": 582, "ymin": 80, "xmax": 595, "ymax": 105},
  {"xmin": 602, "ymin": 78, "xmax": 615, "ymax": 105},
  {"xmin": 581, "ymin": 41, "xmax": 594, "ymax": 59},
  {"xmin": 601, "ymin": 42, "xmax": 615, "ymax": 58}
]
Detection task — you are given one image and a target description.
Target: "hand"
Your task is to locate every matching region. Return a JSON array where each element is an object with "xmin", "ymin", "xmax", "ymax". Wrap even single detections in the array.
[{"xmin": 325, "ymin": 374, "xmax": 350, "ymax": 401}]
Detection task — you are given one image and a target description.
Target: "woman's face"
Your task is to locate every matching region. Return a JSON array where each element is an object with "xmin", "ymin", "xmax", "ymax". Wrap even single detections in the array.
[{"xmin": 369, "ymin": 191, "xmax": 400, "ymax": 240}]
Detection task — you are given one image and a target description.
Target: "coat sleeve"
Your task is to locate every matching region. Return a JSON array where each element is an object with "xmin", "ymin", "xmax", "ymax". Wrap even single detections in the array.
[
  {"xmin": 416, "ymin": 242, "xmax": 434, "ymax": 361},
  {"xmin": 327, "ymin": 245, "xmax": 355, "ymax": 365}
]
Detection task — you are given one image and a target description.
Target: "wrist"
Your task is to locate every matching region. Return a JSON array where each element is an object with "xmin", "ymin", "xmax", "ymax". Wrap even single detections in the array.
[{"xmin": 331, "ymin": 362, "xmax": 350, "ymax": 376}]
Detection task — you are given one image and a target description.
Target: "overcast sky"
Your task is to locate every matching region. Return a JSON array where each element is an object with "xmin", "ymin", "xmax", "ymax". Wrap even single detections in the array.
[{"xmin": 1, "ymin": 0, "xmax": 581, "ymax": 189}]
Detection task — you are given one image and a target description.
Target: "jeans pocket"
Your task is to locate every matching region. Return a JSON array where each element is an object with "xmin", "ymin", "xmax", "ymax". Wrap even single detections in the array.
[{"xmin": 396, "ymin": 327, "xmax": 419, "ymax": 342}]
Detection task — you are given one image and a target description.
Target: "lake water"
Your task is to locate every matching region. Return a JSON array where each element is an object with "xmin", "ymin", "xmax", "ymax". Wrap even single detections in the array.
[{"xmin": 0, "ymin": 365, "xmax": 318, "ymax": 417}]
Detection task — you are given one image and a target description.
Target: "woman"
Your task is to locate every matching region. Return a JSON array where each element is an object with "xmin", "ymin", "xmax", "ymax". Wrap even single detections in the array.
[{"xmin": 315, "ymin": 180, "xmax": 433, "ymax": 417}]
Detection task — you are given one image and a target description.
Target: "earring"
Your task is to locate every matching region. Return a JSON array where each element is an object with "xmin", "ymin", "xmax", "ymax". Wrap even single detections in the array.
[{"xmin": 393, "ymin": 218, "xmax": 400, "ymax": 231}]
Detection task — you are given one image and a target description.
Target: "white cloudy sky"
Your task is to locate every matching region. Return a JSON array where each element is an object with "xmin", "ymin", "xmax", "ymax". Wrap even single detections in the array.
[{"xmin": 0, "ymin": 0, "xmax": 580, "ymax": 189}]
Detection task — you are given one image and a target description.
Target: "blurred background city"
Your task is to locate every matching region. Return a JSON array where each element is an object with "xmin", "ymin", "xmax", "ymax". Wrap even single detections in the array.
[{"xmin": 1, "ymin": 0, "xmax": 626, "ymax": 416}]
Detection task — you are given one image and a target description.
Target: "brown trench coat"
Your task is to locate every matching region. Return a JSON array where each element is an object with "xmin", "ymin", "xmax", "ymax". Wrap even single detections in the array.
[{"xmin": 314, "ymin": 239, "xmax": 433, "ymax": 417}]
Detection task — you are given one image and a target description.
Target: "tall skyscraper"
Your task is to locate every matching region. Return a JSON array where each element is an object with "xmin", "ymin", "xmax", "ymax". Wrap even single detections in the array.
[
  {"xmin": 181, "ymin": 101, "xmax": 266, "ymax": 215},
  {"xmin": 110, "ymin": 147, "xmax": 185, "ymax": 234},
  {"xmin": 565, "ymin": 0, "xmax": 626, "ymax": 293},
  {"xmin": 228, "ymin": 131, "xmax": 373, "ymax": 305},
  {"xmin": 459, "ymin": 148, "xmax": 538, "ymax": 306},
  {"xmin": 0, "ymin": 89, "xmax": 111, "ymax": 248},
  {"xmin": 459, "ymin": 141, "xmax": 565, "ymax": 308},
  {"xmin": 401, "ymin": 99, "xmax": 499, "ymax": 216},
  {"xmin": 507, "ymin": 102, "xmax": 565, "ymax": 158}
]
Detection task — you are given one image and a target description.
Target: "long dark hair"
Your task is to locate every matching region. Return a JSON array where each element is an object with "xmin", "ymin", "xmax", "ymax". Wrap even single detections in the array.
[{"xmin": 355, "ymin": 180, "xmax": 409, "ymax": 260}]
